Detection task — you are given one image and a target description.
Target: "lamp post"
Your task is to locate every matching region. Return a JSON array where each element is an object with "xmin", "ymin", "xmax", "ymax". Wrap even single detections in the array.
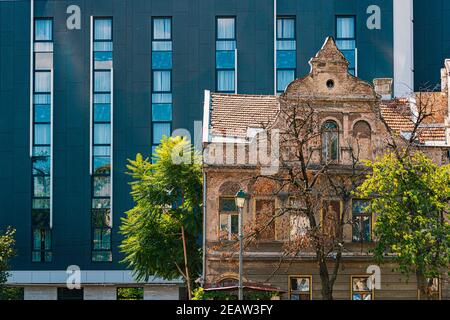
[{"xmin": 235, "ymin": 189, "xmax": 247, "ymax": 301}]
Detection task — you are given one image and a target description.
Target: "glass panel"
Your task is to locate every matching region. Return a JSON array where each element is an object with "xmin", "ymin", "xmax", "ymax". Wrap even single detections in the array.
[
  {"xmin": 92, "ymin": 250, "xmax": 112, "ymax": 262},
  {"xmin": 33, "ymin": 176, "xmax": 50, "ymax": 197},
  {"xmin": 33, "ymin": 229, "xmax": 41, "ymax": 250},
  {"xmin": 152, "ymin": 41, "xmax": 172, "ymax": 51},
  {"xmin": 94, "ymin": 19, "xmax": 112, "ymax": 41},
  {"xmin": 94, "ymin": 104, "xmax": 111, "ymax": 122},
  {"xmin": 276, "ymin": 51, "xmax": 296, "ymax": 69},
  {"xmin": 94, "ymin": 51, "xmax": 113, "ymax": 62},
  {"xmin": 92, "ymin": 209, "xmax": 112, "ymax": 228},
  {"xmin": 32, "ymin": 157, "xmax": 50, "ymax": 175},
  {"xmin": 152, "ymin": 51, "xmax": 172, "ymax": 69},
  {"xmin": 276, "ymin": 40, "xmax": 296, "ymax": 50},
  {"xmin": 153, "ymin": 123, "xmax": 171, "ymax": 144},
  {"xmin": 94, "ymin": 93, "xmax": 111, "ymax": 104},
  {"xmin": 342, "ymin": 50, "xmax": 355, "ymax": 69},
  {"xmin": 35, "ymin": 19, "xmax": 52, "ymax": 41},
  {"xmin": 219, "ymin": 214, "xmax": 229, "ymax": 236},
  {"xmin": 93, "ymin": 41, "xmax": 113, "ymax": 52},
  {"xmin": 35, "ymin": 72, "xmax": 51, "ymax": 93},
  {"xmin": 153, "ymin": 71, "xmax": 171, "ymax": 92},
  {"xmin": 34, "ymin": 94, "xmax": 51, "ymax": 104},
  {"xmin": 34, "ymin": 105, "xmax": 50, "ymax": 123},
  {"xmin": 93, "ymin": 146, "xmax": 111, "ymax": 156},
  {"xmin": 216, "ymin": 40, "xmax": 236, "ymax": 51},
  {"xmin": 152, "ymin": 93, "xmax": 172, "ymax": 103},
  {"xmin": 152, "ymin": 104, "xmax": 172, "ymax": 122},
  {"xmin": 34, "ymin": 42, "xmax": 53, "ymax": 52},
  {"xmin": 337, "ymin": 17, "xmax": 355, "ymax": 39},
  {"xmin": 34, "ymin": 124, "xmax": 50, "ymax": 145},
  {"xmin": 33, "ymin": 198, "xmax": 50, "ymax": 209},
  {"xmin": 216, "ymin": 51, "xmax": 235, "ymax": 69},
  {"xmin": 230, "ymin": 215, "xmax": 238, "ymax": 235},
  {"xmin": 217, "ymin": 70, "xmax": 235, "ymax": 92},
  {"xmin": 219, "ymin": 198, "xmax": 237, "ymax": 212},
  {"xmin": 352, "ymin": 277, "xmax": 370, "ymax": 292},
  {"xmin": 277, "ymin": 69, "xmax": 294, "ymax": 92},
  {"xmin": 35, "ymin": 52, "xmax": 53, "ymax": 69},
  {"xmin": 93, "ymin": 176, "xmax": 111, "ymax": 197},
  {"xmin": 93, "ymin": 156, "xmax": 111, "ymax": 175},
  {"xmin": 217, "ymin": 18, "xmax": 235, "ymax": 39},
  {"xmin": 336, "ymin": 39, "xmax": 355, "ymax": 50},
  {"xmin": 94, "ymin": 71, "xmax": 112, "ymax": 92},
  {"xmin": 33, "ymin": 146, "xmax": 50, "ymax": 157},
  {"xmin": 153, "ymin": 18, "xmax": 171, "ymax": 40},
  {"xmin": 92, "ymin": 198, "xmax": 111, "ymax": 209},
  {"xmin": 291, "ymin": 277, "xmax": 310, "ymax": 292},
  {"xmin": 277, "ymin": 18, "xmax": 294, "ymax": 39},
  {"xmin": 94, "ymin": 123, "xmax": 111, "ymax": 145}
]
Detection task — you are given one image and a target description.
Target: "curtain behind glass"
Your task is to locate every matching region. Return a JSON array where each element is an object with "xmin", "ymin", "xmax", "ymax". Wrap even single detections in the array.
[
  {"xmin": 217, "ymin": 70, "xmax": 235, "ymax": 92},
  {"xmin": 277, "ymin": 18, "xmax": 294, "ymax": 39},
  {"xmin": 35, "ymin": 72, "xmax": 51, "ymax": 93},
  {"xmin": 337, "ymin": 17, "xmax": 355, "ymax": 39},
  {"xmin": 94, "ymin": 19, "xmax": 112, "ymax": 40},
  {"xmin": 153, "ymin": 18, "xmax": 171, "ymax": 39},
  {"xmin": 277, "ymin": 70, "xmax": 294, "ymax": 92},
  {"xmin": 153, "ymin": 71, "xmax": 171, "ymax": 92},
  {"xmin": 94, "ymin": 71, "xmax": 112, "ymax": 92},
  {"xmin": 35, "ymin": 19, "xmax": 52, "ymax": 41},
  {"xmin": 217, "ymin": 18, "xmax": 235, "ymax": 39}
]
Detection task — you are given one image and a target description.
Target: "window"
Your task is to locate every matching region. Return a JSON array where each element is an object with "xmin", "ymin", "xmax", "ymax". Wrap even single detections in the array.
[
  {"xmin": 418, "ymin": 278, "xmax": 441, "ymax": 300},
  {"xmin": 152, "ymin": 18, "xmax": 173, "ymax": 156},
  {"xmin": 216, "ymin": 17, "xmax": 236, "ymax": 93},
  {"xmin": 255, "ymin": 199, "xmax": 276, "ymax": 240},
  {"xmin": 91, "ymin": 18, "xmax": 113, "ymax": 262},
  {"xmin": 35, "ymin": 19, "xmax": 52, "ymax": 41},
  {"xmin": 352, "ymin": 200, "xmax": 372, "ymax": 242},
  {"xmin": 117, "ymin": 288, "xmax": 144, "ymax": 300},
  {"xmin": 336, "ymin": 16, "xmax": 356, "ymax": 76},
  {"xmin": 351, "ymin": 276, "xmax": 374, "ymax": 300},
  {"xmin": 219, "ymin": 198, "xmax": 239, "ymax": 240},
  {"xmin": 322, "ymin": 120, "xmax": 339, "ymax": 162},
  {"xmin": 289, "ymin": 276, "xmax": 312, "ymax": 300},
  {"xmin": 32, "ymin": 228, "xmax": 52, "ymax": 262},
  {"xmin": 276, "ymin": 17, "xmax": 296, "ymax": 92},
  {"xmin": 32, "ymin": 18, "xmax": 53, "ymax": 263}
]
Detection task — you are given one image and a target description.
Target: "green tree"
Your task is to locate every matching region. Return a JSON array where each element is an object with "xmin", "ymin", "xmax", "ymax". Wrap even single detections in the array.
[
  {"xmin": 358, "ymin": 151, "xmax": 450, "ymax": 299},
  {"xmin": 120, "ymin": 136, "xmax": 202, "ymax": 299},
  {"xmin": 0, "ymin": 227, "xmax": 16, "ymax": 300}
]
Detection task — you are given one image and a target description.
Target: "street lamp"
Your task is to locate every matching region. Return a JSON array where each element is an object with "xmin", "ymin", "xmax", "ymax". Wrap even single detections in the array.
[{"xmin": 235, "ymin": 189, "xmax": 247, "ymax": 300}]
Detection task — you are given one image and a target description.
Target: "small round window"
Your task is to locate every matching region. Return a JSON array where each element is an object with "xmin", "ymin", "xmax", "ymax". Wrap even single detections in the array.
[{"xmin": 326, "ymin": 79, "xmax": 334, "ymax": 89}]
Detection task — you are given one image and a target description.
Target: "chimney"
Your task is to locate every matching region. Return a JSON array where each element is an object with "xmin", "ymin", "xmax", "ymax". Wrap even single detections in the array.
[{"xmin": 373, "ymin": 78, "xmax": 393, "ymax": 100}]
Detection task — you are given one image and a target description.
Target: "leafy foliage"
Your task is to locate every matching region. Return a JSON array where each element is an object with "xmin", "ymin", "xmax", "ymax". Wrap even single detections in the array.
[
  {"xmin": 192, "ymin": 287, "xmax": 278, "ymax": 300},
  {"xmin": 358, "ymin": 152, "xmax": 450, "ymax": 278},
  {"xmin": 120, "ymin": 137, "xmax": 203, "ymax": 286},
  {"xmin": 0, "ymin": 227, "xmax": 16, "ymax": 300}
]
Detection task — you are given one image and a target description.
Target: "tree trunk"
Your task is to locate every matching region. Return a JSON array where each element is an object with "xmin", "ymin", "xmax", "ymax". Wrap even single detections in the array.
[
  {"xmin": 416, "ymin": 271, "xmax": 431, "ymax": 300},
  {"xmin": 181, "ymin": 226, "xmax": 192, "ymax": 300},
  {"xmin": 318, "ymin": 257, "xmax": 333, "ymax": 300}
]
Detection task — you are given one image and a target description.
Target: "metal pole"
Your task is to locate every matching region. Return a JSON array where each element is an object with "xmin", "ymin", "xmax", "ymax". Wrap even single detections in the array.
[{"xmin": 238, "ymin": 206, "xmax": 243, "ymax": 300}]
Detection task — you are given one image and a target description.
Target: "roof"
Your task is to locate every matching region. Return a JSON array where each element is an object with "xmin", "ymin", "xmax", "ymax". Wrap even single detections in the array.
[
  {"xmin": 210, "ymin": 93, "xmax": 279, "ymax": 138},
  {"xmin": 380, "ymin": 98, "xmax": 446, "ymax": 143}
]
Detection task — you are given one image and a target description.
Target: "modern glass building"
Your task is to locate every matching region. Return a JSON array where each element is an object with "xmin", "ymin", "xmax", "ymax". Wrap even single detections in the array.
[{"xmin": 0, "ymin": 0, "xmax": 448, "ymax": 300}]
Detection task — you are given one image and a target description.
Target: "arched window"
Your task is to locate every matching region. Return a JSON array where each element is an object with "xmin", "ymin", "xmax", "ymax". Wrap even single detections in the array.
[
  {"xmin": 218, "ymin": 182, "xmax": 241, "ymax": 241},
  {"xmin": 353, "ymin": 121, "xmax": 371, "ymax": 140},
  {"xmin": 322, "ymin": 120, "xmax": 339, "ymax": 162}
]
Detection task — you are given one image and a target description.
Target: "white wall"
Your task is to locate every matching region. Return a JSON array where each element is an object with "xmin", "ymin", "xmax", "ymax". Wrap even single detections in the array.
[
  {"xmin": 24, "ymin": 287, "xmax": 57, "ymax": 300},
  {"xmin": 393, "ymin": 0, "xmax": 414, "ymax": 97},
  {"xmin": 83, "ymin": 286, "xmax": 117, "ymax": 300},
  {"xmin": 144, "ymin": 285, "xmax": 179, "ymax": 300}
]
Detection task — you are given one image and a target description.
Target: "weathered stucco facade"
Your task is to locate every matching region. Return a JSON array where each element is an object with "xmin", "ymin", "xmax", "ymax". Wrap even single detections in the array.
[{"xmin": 202, "ymin": 38, "xmax": 450, "ymax": 300}]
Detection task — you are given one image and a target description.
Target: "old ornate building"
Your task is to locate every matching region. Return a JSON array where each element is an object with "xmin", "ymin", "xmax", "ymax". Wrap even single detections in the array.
[{"xmin": 201, "ymin": 37, "xmax": 450, "ymax": 300}]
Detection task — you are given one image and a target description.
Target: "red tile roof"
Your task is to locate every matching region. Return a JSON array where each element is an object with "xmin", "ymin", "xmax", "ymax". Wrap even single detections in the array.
[{"xmin": 210, "ymin": 93, "xmax": 279, "ymax": 138}]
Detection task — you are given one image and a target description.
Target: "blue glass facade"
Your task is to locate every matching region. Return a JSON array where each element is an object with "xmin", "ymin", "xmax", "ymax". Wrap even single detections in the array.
[{"xmin": 0, "ymin": 0, "xmax": 446, "ymax": 273}]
